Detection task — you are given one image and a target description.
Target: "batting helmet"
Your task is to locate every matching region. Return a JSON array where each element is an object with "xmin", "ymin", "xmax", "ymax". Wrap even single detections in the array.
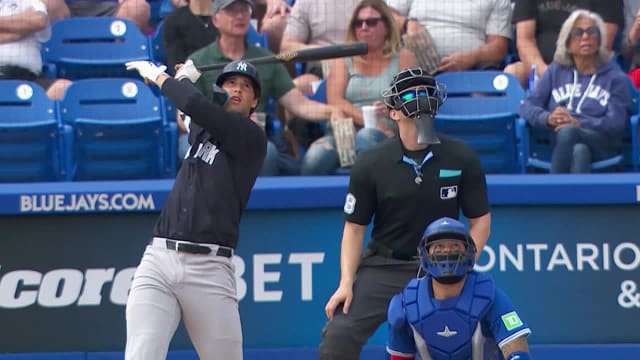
[
  {"xmin": 418, "ymin": 217, "xmax": 476, "ymax": 284},
  {"xmin": 216, "ymin": 60, "xmax": 262, "ymax": 99}
]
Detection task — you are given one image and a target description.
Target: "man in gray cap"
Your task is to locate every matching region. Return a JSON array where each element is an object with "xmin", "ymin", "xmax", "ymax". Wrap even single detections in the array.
[{"xmin": 186, "ymin": 0, "xmax": 343, "ymax": 175}]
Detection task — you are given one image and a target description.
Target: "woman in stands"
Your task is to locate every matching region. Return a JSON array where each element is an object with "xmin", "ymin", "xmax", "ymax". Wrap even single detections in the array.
[
  {"xmin": 300, "ymin": 0, "xmax": 416, "ymax": 175},
  {"xmin": 519, "ymin": 9, "xmax": 632, "ymax": 173}
]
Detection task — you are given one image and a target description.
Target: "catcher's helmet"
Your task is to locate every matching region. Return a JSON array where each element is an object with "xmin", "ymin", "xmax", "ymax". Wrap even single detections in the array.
[
  {"xmin": 418, "ymin": 217, "xmax": 476, "ymax": 284},
  {"xmin": 216, "ymin": 60, "xmax": 261, "ymax": 99},
  {"xmin": 381, "ymin": 67, "xmax": 446, "ymax": 117}
]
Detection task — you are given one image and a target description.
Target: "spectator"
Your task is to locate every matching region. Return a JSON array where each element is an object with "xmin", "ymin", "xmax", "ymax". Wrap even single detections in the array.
[
  {"xmin": 301, "ymin": 0, "xmax": 416, "ymax": 175},
  {"xmin": 163, "ymin": 0, "xmax": 219, "ymax": 72},
  {"xmin": 42, "ymin": 0, "xmax": 70, "ymax": 21},
  {"xmin": 519, "ymin": 9, "xmax": 632, "ymax": 173},
  {"xmin": 162, "ymin": 0, "xmax": 220, "ymax": 164},
  {"xmin": 505, "ymin": 0, "xmax": 623, "ymax": 88},
  {"xmin": 254, "ymin": 0, "xmax": 291, "ymax": 53},
  {"xmin": 0, "ymin": 0, "xmax": 71, "ymax": 100},
  {"xmin": 188, "ymin": 0, "xmax": 343, "ymax": 176},
  {"xmin": 622, "ymin": 0, "xmax": 640, "ymax": 87},
  {"xmin": 281, "ymin": 0, "xmax": 359, "ymax": 91},
  {"xmin": 64, "ymin": 0, "xmax": 151, "ymax": 32},
  {"xmin": 281, "ymin": 0, "xmax": 360, "ymax": 152},
  {"xmin": 386, "ymin": 0, "xmax": 512, "ymax": 72}
]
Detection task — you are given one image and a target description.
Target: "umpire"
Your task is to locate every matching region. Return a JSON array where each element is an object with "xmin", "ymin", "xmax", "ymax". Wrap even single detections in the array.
[
  {"xmin": 124, "ymin": 59, "xmax": 266, "ymax": 360},
  {"xmin": 319, "ymin": 67, "xmax": 492, "ymax": 359}
]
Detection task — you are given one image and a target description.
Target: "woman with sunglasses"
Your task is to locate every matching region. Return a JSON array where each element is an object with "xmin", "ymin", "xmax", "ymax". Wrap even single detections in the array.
[
  {"xmin": 300, "ymin": 0, "xmax": 416, "ymax": 175},
  {"xmin": 519, "ymin": 9, "xmax": 632, "ymax": 173}
]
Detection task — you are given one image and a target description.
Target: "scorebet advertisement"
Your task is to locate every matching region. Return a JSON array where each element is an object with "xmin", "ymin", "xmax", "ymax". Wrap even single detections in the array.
[{"xmin": 1, "ymin": 205, "xmax": 639, "ymax": 352}]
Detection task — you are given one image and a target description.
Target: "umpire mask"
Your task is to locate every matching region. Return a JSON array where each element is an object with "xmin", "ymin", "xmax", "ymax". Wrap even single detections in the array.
[{"xmin": 382, "ymin": 68, "xmax": 446, "ymax": 144}]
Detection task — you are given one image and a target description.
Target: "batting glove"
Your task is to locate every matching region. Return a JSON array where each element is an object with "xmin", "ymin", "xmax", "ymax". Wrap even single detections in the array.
[
  {"xmin": 125, "ymin": 61, "xmax": 167, "ymax": 84},
  {"xmin": 175, "ymin": 59, "xmax": 202, "ymax": 83}
]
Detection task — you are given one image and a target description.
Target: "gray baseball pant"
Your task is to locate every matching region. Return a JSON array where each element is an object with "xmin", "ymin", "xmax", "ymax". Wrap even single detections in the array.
[{"xmin": 125, "ymin": 238, "xmax": 241, "ymax": 360}]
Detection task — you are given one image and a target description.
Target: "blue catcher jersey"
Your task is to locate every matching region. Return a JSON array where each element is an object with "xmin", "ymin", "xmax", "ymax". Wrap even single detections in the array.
[{"xmin": 387, "ymin": 272, "xmax": 531, "ymax": 360}]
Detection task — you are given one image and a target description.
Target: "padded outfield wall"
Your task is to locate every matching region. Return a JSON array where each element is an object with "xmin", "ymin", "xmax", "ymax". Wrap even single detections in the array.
[{"xmin": 0, "ymin": 174, "xmax": 639, "ymax": 359}]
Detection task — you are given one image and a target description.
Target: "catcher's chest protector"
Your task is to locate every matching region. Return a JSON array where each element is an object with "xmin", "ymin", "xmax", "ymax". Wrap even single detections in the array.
[{"xmin": 403, "ymin": 273, "xmax": 495, "ymax": 360}]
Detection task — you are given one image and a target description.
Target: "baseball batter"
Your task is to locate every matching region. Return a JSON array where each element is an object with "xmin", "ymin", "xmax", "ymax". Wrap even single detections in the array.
[
  {"xmin": 124, "ymin": 59, "xmax": 266, "ymax": 359},
  {"xmin": 387, "ymin": 217, "xmax": 532, "ymax": 360}
]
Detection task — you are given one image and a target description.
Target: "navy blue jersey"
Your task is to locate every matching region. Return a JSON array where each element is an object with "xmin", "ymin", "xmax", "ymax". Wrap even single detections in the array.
[{"xmin": 153, "ymin": 78, "xmax": 267, "ymax": 248}]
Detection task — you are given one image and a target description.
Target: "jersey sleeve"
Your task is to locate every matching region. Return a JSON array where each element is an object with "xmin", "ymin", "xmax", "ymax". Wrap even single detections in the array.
[
  {"xmin": 342, "ymin": 151, "xmax": 376, "ymax": 225},
  {"xmin": 484, "ymin": 288, "xmax": 531, "ymax": 349},
  {"xmin": 511, "ymin": 0, "xmax": 537, "ymax": 24},
  {"xmin": 387, "ymin": 294, "xmax": 416, "ymax": 357}
]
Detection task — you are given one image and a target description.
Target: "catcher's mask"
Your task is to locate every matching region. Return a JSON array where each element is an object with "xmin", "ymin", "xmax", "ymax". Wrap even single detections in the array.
[
  {"xmin": 382, "ymin": 67, "xmax": 446, "ymax": 144},
  {"xmin": 418, "ymin": 217, "xmax": 476, "ymax": 285}
]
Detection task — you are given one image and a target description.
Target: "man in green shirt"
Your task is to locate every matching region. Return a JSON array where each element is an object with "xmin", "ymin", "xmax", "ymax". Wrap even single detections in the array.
[{"xmin": 186, "ymin": 0, "xmax": 341, "ymax": 175}]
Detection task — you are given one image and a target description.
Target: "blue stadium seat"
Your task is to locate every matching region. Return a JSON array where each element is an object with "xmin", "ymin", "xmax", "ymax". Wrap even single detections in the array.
[
  {"xmin": 148, "ymin": 0, "xmax": 164, "ymax": 25},
  {"xmin": 150, "ymin": 20, "xmax": 167, "ymax": 65},
  {"xmin": 42, "ymin": 17, "xmax": 152, "ymax": 80},
  {"xmin": 435, "ymin": 71, "xmax": 525, "ymax": 174},
  {"xmin": 0, "ymin": 81, "xmax": 68, "ymax": 182},
  {"xmin": 160, "ymin": 0, "xmax": 178, "ymax": 18},
  {"xmin": 59, "ymin": 78, "xmax": 177, "ymax": 180},
  {"xmin": 309, "ymin": 79, "xmax": 327, "ymax": 103},
  {"xmin": 247, "ymin": 24, "xmax": 268, "ymax": 48},
  {"xmin": 517, "ymin": 81, "xmax": 640, "ymax": 172}
]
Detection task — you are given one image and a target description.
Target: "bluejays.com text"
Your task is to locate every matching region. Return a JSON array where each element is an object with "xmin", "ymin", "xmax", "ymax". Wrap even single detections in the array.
[{"xmin": 20, "ymin": 193, "xmax": 156, "ymax": 213}]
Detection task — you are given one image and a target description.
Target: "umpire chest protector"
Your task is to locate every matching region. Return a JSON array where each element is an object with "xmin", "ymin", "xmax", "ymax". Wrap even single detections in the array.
[{"xmin": 403, "ymin": 272, "xmax": 495, "ymax": 360}]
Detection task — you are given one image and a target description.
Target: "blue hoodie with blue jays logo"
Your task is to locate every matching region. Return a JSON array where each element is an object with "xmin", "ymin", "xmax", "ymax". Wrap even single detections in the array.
[{"xmin": 519, "ymin": 59, "xmax": 632, "ymax": 137}]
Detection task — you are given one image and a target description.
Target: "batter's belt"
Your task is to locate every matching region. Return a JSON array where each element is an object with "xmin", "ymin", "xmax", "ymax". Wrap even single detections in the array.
[{"xmin": 150, "ymin": 237, "xmax": 233, "ymax": 257}]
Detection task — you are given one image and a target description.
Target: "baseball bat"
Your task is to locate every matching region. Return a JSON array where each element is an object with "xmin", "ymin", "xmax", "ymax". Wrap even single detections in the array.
[{"xmin": 197, "ymin": 42, "xmax": 369, "ymax": 72}]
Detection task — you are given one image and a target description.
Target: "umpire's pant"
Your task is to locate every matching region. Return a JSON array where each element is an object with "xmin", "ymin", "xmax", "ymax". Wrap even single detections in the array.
[{"xmin": 318, "ymin": 255, "xmax": 418, "ymax": 360}]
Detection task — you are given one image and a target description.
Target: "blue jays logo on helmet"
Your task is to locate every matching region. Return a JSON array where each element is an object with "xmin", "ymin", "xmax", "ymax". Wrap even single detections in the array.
[{"xmin": 418, "ymin": 217, "xmax": 476, "ymax": 283}]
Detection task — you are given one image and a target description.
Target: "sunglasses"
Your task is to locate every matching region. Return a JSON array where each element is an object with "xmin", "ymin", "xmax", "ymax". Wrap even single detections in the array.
[
  {"xmin": 400, "ymin": 88, "xmax": 432, "ymax": 101},
  {"xmin": 354, "ymin": 17, "xmax": 382, "ymax": 28},
  {"xmin": 570, "ymin": 26, "xmax": 599, "ymax": 38}
]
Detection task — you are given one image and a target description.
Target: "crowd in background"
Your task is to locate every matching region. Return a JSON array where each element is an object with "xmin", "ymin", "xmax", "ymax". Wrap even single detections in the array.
[{"xmin": 1, "ymin": 0, "xmax": 639, "ymax": 176}]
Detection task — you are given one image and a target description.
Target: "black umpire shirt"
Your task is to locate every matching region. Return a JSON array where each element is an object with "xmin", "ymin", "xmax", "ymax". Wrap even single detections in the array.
[
  {"xmin": 343, "ymin": 134, "xmax": 490, "ymax": 260},
  {"xmin": 153, "ymin": 78, "xmax": 267, "ymax": 248}
]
